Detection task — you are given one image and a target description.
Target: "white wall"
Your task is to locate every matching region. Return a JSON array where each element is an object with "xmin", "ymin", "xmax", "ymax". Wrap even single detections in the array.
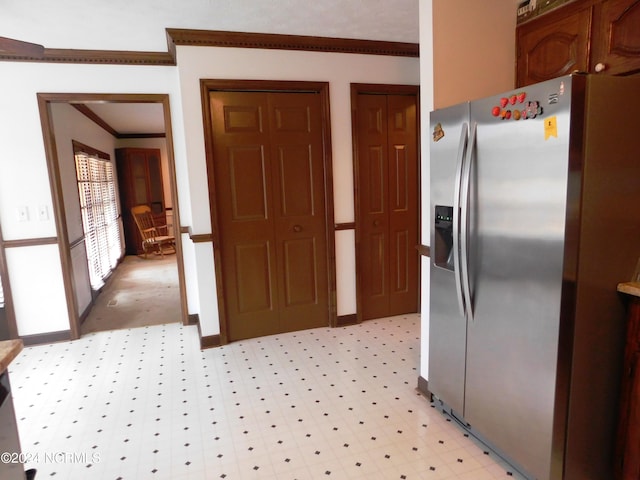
[
  {"xmin": 51, "ymin": 103, "xmax": 120, "ymax": 242},
  {"xmin": 0, "ymin": 62, "xmax": 189, "ymax": 336},
  {"xmin": 419, "ymin": 0, "xmax": 434, "ymax": 381},
  {"xmin": 50, "ymin": 102, "xmax": 123, "ymax": 317},
  {"xmin": 5, "ymin": 245, "xmax": 69, "ymax": 336},
  {"xmin": 0, "ymin": 46, "xmax": 419, "ymax": 339},
  {"xmin": 175, "ymin": 45, "xmax": 419, "ymax": 337}
]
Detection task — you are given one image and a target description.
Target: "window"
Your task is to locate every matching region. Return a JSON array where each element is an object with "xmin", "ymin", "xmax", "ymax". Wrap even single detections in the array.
[{"xmin": 74, "ymin": 142, "xmax": 122, "ymax": 289}]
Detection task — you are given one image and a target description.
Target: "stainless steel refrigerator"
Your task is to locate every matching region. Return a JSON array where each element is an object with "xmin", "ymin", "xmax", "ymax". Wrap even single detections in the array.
[{"xmin": 429, "ymin": 74, "xmax": 640, "ymax": 480}]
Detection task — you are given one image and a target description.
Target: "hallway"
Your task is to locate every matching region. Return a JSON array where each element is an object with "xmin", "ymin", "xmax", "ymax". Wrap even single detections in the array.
[
  {"xmin": 80, "ymin": 254, "xmax": 180, "ymax": 335},
  {"xmin": 8, "ymin": 315, "xmax": 525, "ymax": 479}
]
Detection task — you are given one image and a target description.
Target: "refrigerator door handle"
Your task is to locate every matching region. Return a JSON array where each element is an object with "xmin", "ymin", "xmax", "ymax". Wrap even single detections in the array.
[
  {"xmin": 460, "ymin": 121, "xmax": 475, "ymax": 322},
  {"xmin": 453, "ymin": 122, "xmax": 468, "ymax": 318}
]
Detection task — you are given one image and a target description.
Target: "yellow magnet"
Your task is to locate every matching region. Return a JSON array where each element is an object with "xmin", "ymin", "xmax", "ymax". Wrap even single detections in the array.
[{"xmin": 544, "ymin": 116, "xmax": 558, "ymax": 140}]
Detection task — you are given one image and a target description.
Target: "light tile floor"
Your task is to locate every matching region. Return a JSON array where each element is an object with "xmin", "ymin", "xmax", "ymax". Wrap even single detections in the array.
[{"xmin": 8, "ymin": 315, "xmax": 527, "ymax": 479}]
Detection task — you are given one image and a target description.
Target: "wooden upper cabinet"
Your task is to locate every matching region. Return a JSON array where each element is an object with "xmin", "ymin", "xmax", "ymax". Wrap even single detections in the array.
[
  {"xmin": 517, "ymin": 0, "xmax": 640, "ymax": 87},
  {"xmin": 592, "ymin": 0, "xmax": 640, "ymax": 75},
  {"xmin": 116, "ymin": 147, "xmax": 166, "ymax": 255},
  {"xmin": 517, "ymin": 2, "xmax": 592, "ymax": 87}
]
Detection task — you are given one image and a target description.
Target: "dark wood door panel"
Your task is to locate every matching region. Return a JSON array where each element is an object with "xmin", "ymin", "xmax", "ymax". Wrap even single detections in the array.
[
  {"xmin": 223, "ymin": 104, "xmax": 264, "ymax": 132},
  {"xmin": 366, "ymin": 233, "xmax": 386, "ymax": 294},
  {"xmin": 356, "ymin": 91, "xmax": 418, "ymax": 320},
  {"xmin": 277, "ymin": 145, "xmax": 314, "ymax": 217},
  {"xmin": 392, "ymin": 229, "xmax": 410, "ymax": 293},
  {"xmin": 210, "ymin": 89, "xmax": 329, "ymax": 341},
  {"xmin": 234, "ymin": 242, "xmax": 275, "ymax": 314},
  {"xmin": 390, "ymin": 145, "xmax": 409, "ymax": 211},
  {"xmin": 390, "ymin": 228, "xmax": 416, "ymax": 313},
  {"xmin": 357, "ymin": 94, "xmax": 389, "ymax": 319},
  {"xmin": 282, "ymin": 237, "xmax": 318, "ymax": 306},
  {"xmin": 387, "ymin": 94, "xmax": 419, "ymax": 315},
  {"xmin": 228, "ymin": 146, "xmax": 268, "ymax": 221},
  {"xmin": 273, "ymin": 104, "xmax": 311, "ymax": 132},
  {"xmin": 211, "ymin": 92, "xmax": 277, "ymax": 340},
  {"xmin": 270, "ymin": 92, "xmax": 328, "ymax": 333},
  {"xmin": 367, "ymin": 147, "xmax": 386, "ymax": 214}
]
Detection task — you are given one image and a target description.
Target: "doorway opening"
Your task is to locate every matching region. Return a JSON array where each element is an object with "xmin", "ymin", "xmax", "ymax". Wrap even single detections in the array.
[{"xmin": 37, "ymin": 93, "xmax": 187, "ymax": 339}]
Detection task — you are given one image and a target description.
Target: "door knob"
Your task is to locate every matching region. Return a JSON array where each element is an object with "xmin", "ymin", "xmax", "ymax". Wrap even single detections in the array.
[
  {"xmin": 373, "ymin": 220, "xmax": 380, "ymax": 227},
  {"xmin": 293, "ymin": 224, "xmax": 302, "ymax": 232},
  {"xmin": 594, "ymin": 62, "xmax": 607, "ymax": 73}
]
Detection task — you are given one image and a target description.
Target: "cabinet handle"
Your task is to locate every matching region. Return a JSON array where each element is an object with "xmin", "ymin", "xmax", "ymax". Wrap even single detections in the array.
[
  {"xmin": 594, "ymin": 62, "xmax": 607, "ymax": 73},
  {"xmin": 293, "ymin": 224, "xmax": 302, "ymax": 232}
]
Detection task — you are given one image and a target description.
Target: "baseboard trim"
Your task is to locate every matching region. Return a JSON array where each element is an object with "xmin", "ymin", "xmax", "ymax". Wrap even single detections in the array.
[
  {"xmin": 21, "ymin": 330, "xmax": 71, "ymax": 346},
  {"xmin": 195, "ymin": 317, "xmax": 221, "ymax": 349},
  {"xmin": 336, "ymin": 314, "xmax": 357, "ymax": 327},
  {"xmin": 417, "ymin": 375, "xmax": 431, "ymax": 399},
  {"xmin": 187, "ymin": 313, "xmax": 199, "ymax": 326},
  {"xmin": 200, "ymin": 333, "xmax": 221, "ymax": 349},
  {"xmin": 78, "ymin": 302, "xmax": 92, "ymax": 325}
]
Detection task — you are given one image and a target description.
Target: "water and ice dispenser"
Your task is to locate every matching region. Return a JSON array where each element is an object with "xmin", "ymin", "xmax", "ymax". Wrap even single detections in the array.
[{"xmin": 434, "ymin": 205, "xmax": 455, "ymax": 271}]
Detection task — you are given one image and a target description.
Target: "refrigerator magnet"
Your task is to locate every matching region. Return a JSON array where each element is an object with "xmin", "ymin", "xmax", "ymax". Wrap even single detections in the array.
[
  {"xmin": 544, "ymin": 116, "xmax": 558, "ymax": 140},
  {"xmin": 433, "ymin": 123, "xmax": 444, "ymax": 142}
]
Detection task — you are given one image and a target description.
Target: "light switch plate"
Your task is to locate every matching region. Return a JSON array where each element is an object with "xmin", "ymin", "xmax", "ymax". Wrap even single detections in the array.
[
  {"xmin": 17, "ymin": 206, "xmax": 29, "ymax": 222},
  {"xmin": 38, "ymin": 205, "xmax": 49, "ymax": 221}
]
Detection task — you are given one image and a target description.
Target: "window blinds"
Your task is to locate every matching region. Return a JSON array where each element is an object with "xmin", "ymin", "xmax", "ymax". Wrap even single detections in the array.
[{"xmin": 75, "ymin": 152, "xmax": 121, "ymax": 289}]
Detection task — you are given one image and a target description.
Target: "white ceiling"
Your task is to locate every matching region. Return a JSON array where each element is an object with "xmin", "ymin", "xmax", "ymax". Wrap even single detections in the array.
[{"xmin": 87, "ymin": 103, "xmax": 166, "ymax": 136}]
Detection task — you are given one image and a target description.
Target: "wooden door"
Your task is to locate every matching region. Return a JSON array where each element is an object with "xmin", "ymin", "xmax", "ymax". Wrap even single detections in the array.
[
  {"xmin": 592, "ymin": 0, "xmax": 640, "ymax": 76},
  {"xmin": 356, "ymin": 93, "xmax": 419, "ymax": 320},
  {"xmin": 209, "ymin": 91, "xmax": 329, "ymax": 341}
]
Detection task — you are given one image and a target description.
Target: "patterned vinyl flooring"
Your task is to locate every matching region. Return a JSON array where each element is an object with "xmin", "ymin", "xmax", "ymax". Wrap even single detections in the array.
[{"xmin": 8, "ymin": 315, "xmax": 526, "ymax": 479}]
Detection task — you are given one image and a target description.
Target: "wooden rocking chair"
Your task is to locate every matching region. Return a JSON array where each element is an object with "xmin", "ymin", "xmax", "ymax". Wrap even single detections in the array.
[{"xmin": 131, "ymin": 205, "xmax": 175, "ymax": 258}]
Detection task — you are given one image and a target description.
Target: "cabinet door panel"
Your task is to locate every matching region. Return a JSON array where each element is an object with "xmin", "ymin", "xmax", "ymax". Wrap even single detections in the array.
[
  {"xmin": 517, "ymin": 5, "xmax": 592, "ymax": 87},
  {"xmin": 593, "ymin": 0, "xmax": 640, "ymax": 75}
]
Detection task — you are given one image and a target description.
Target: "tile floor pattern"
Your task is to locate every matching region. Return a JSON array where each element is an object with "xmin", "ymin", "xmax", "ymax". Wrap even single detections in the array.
[{"xmin": 8, "ymin": 315, "xmax": 527, "ymax": 480}]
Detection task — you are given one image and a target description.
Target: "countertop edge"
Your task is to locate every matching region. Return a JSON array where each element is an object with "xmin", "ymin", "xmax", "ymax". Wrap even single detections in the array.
[
  {"xmin": 617, "ymin": 282, "xmax": 640, "ymax": 298},
  {"xmin": 0, "ymin": 340, "xmax": 24, "ymax": 374}
]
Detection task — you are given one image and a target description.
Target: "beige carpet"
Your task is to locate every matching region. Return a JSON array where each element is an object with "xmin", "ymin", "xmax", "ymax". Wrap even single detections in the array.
[{"xmin": 80, "ymin": 254, "xmax": 180, "ymax": 335}]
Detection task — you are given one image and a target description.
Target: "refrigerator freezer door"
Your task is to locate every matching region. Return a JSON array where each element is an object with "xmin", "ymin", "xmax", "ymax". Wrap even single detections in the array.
[
  {"xmin": 429, "ymin": 102, "xmax": 469, "ymax": 415},
  {"xmin": 464, "ymin": 78, "xmax": 573, "ymax": 479}
]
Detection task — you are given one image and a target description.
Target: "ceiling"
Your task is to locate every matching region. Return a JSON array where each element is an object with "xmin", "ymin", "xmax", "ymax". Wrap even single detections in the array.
[{"xmin": 85, "ymin": 103, "xmax": 166, "ymax": 136}]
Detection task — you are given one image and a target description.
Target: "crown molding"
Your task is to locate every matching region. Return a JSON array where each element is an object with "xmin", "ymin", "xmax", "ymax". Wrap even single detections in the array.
[
  {"xmin": 0, "ymin": 36, "xmax": 174, "ymax": 64},
  {"xmin": 0, "ymin": 29, "xmax": 418, "ymax": 65},
  {"xmin": 0, "ymin": 36, "xmax": 44, "ymax": 57},
  {"xmin": 166, "ymin": 29, "xmax": 419, "ymax": 57}
]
